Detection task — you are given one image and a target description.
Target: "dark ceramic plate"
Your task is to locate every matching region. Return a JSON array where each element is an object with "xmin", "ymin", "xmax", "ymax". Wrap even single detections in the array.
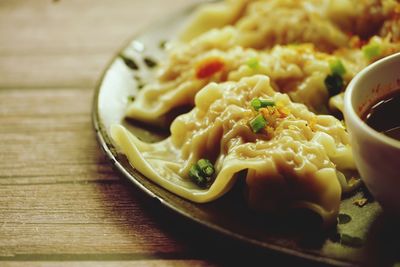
[{"xmin": 93, "ymin": 3, "xmax": 400, "ymax": 266}]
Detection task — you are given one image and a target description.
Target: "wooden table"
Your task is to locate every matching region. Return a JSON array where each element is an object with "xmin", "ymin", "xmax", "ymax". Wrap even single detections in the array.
[{"xmin": 0, "ymin": 1, "xmax": 327, "ymax": 266}]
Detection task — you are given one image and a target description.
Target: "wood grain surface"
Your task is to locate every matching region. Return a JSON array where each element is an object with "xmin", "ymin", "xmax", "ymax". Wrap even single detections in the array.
[{"xmin": 0, "ymin": 1, "xmax": 329, "ymax": 266}]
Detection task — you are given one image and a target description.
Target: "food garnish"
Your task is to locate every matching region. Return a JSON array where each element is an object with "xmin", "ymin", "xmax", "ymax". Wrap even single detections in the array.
[
  {"xmin": 362, "ymin": 42, "xmax": 381, "ymax": 60},
  {"xmin": 144, "ymin": 57, "xmax": 158, "ymax": 68},
  {"xmin": 325, "ymin": 58, "xmax": 346, "ymax": 96},
  {"xmin": 196, "ymin": 58, "xmax": 225, "ymax": 79},
  {"xmin": 119, "ymin": 54, "xmax": 139, "ymax": 70},
  {"xmin": 250, "ymin": 113, "xmax": 268, "ymax": 133},
  {"xmin": 159, "ymin": 40, "xmax": 168, "ymax": 49},
  {"xmin": 325, "ymin": 73, "xmax": 344, "ymax": 96},
  {"xmin": 329, "ymin": 58, "xmax": 346, "ymax": 76},
  {"xmin": 249, "ymin": 98, "xmax": 290, "ymax": 134},
  {"xmin": 246, "ymin": 57, "xmax": 259, "ymax": 69},
  {"xmin": 251, "ymin": 98, "xmax": 275, "ymax": 111},
  {"xmin": 189, "ymin": 159, "xmax": 215, "ymax": 188}
]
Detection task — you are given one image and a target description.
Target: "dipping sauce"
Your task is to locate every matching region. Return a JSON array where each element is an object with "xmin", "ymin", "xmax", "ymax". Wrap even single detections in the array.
[{"xmin": 363, "ymin": 90, "xmax": 400, "ymax": 141}]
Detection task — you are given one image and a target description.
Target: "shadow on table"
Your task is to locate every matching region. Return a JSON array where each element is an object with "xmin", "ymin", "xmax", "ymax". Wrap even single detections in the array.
[{"xmin": 96, "ymin": 175, "xmax": 335, "ymax": 267}]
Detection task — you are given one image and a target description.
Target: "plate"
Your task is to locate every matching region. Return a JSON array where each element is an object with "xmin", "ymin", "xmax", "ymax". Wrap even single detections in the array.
[{"xmin": 93, "ymin": 3, "xmax": 400, "ymax": 266}]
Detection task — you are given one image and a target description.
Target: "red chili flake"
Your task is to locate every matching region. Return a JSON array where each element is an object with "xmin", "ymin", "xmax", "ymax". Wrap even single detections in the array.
[
  {"xmin": 196, "ymin": 58, "xmax": 225, "ymax": 79},
  {"xmin": 349, "ymin": 36, "xmax": 368, "ymax": 49}
]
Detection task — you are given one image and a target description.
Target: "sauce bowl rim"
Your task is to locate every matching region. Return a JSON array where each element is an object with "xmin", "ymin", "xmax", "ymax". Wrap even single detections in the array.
[{"xmin": 344, "ymin": 52, "xmax": 400, "ymax": 149}]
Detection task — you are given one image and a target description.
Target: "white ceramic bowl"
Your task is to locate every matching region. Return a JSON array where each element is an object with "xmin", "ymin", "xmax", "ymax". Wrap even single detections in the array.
[{"xmin": 344, "ymin": 52, "xmax": 400, "ymax": 215}]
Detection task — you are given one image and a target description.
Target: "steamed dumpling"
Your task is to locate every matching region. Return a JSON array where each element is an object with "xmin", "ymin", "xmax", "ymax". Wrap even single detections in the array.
[
  {"xmin": 125, "ymin": 0, "xmax": 400, "ymax": 124},
  {"xmin": 127, "ymin": 28, "xmax": 400, "ymax": 124},
  {"xmin": 181, "ymin": 0, "xmax": 400, "ymax": 51},
  {"xmin": 112, "ymin": 75, "xmax": 357, "ymax": 226}
]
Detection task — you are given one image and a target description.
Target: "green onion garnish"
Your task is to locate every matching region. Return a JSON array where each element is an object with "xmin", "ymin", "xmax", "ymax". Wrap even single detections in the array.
[
  {"xmin": 250, "ymin": 114, "xmax": 267, "ymax": 133},
  {"xmin": 189, "ymin": 159, "xmax": 215, "ymax": 188},
  {"xmin": 324, "ymin": 73, "xmax": 343, "ymax": 96},
  {"xmin": 362, "ymin": 43, "xmax": 381, "ymax": 60},
  {"xmin": 143, "ymin": 57, "xmax": 158, "ymax": 68},
  {"xmin": 251, "ymin": 98, "xmax": 275, "ymax": 111},
  {"xmin": 189, "ymin": 164, "xmax": 206, "ymax": 187},
  {"xmin": 329, "ymin": 59, "xmax": 346, "ymax": 76},
  {"xmin": 247, "ymin": 58, "xmax": 259, "ymax": 69},
  {"xmin": 159, "ymin": 40, "xmax": 167, "ymax": 49},
  {"xmin": 197, "ymin": 159, "xmax": 214, "ymax": 177},
  {"xmin": 119, "ymin": 54, "xmax": 139, "ymax": 70}
]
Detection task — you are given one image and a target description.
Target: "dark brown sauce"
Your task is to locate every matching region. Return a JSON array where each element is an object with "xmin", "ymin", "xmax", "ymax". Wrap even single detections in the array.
[{"xmin": 363, "ymin": 90, "xmax": 400, "ymax": 141}]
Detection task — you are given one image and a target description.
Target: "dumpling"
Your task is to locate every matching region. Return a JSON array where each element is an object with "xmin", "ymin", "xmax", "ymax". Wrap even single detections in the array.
[
  {"xmin": 126, "ymin": 29, "xmax": 400, "ymax": 123},
  {"xmin": 112, "ymin": 75, "xmax": 357, "ymax": 226},
  {"xmin": 179, "ymin": 0, "xmax": 251, "ymax": 42},
  {"xmin": 125, "ymin": 28, "xmax": 244, "ymax": 125},
  {"xmin": 180, "ymin": 0, "xmax": 400, "ymax": 51},
  {"xmin": 127, "ymin": 30, "xmax": 337, "ymax": 124}
]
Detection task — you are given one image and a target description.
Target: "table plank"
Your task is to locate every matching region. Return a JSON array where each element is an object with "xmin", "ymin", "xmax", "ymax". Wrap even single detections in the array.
[
  {"xmin": 0, "ymin": 0, "xmax": 198, "ymax": 54},
  {"xmin": 0, "ymin": 0, "xmax": 199, "ymax": 88},
  {"xmin": 0, "ymin": 183, "xmax": 186, "ymax": 256},
  {"xmin": 0, "ymin": 88, "xmax": 114, "ymax": 183},
  {"xmin": 0, "ymin": 177, "xmax": 316, "ymax": 265},
  {"xmin": 0, "ymin": 54, "xmax": 108, "ymax": 89},
  {"xmin": 0, "ymin": 176, "xmax": 314, "ymax": 265}
]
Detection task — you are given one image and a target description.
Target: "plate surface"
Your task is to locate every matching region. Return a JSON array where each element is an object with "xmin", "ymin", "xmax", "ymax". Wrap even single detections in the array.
[{"xmin": 93, "ymin": 3, "xmax": 399, "ymax": 266}]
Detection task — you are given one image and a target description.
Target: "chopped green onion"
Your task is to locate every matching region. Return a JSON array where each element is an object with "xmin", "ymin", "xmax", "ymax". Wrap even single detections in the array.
[
  {"xmin": 362, "ymin": 43, "xmax": 381, "ymax": 60},
  {"xmin": 247, "ymin": 58, "xmax": 259, "ymax": 69},
  {"xmin": 137, "ymin": 82, "xmax": 146, "ymax": 90},
  {"xmin": 189, "ymin": 159, "xmax": 215, "ymax": 188},
  {"xmin": 159, "ymin": 40, "xmax": 167, "ymax": 49},
  {"xmin": 329, "ymin": 59, "xmax": 346, "ymax": 76},
  {"xmin": 119, "ymin": 54, "xmax": 139, "ymax": 70},
  {"xmin": 189, "ymin": 164, "xmax": 207, "ymax": 187},
  {"xmin": 251, "ymin": 98, "xmax": 275, "ymax": 111},
  {"xmin": 250, "ymin": 114, "xmax": 267, "ymax": 133},
  {"xmin": 251, "ymin": 99, "xmax": 262, "ymax": 110},
  {"xmin": 260, "ymin": 99, "xmax": 275, "ymax": 107},
  {"xmin": 197, "ymin": 159, "xmax": 214, "ymax": 177},
  {"xmin": 324, "ymin": 73, "xmax": 343, "ymax": 96},
  {"xmin": 144, "ymin": 57, "xmax": 158, "ymax": 68}
]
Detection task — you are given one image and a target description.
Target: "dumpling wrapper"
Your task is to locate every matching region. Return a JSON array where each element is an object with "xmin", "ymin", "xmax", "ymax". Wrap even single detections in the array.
[{"xmin": 112, "ymin": 75, "xmax": 357, "ymax": 226}]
